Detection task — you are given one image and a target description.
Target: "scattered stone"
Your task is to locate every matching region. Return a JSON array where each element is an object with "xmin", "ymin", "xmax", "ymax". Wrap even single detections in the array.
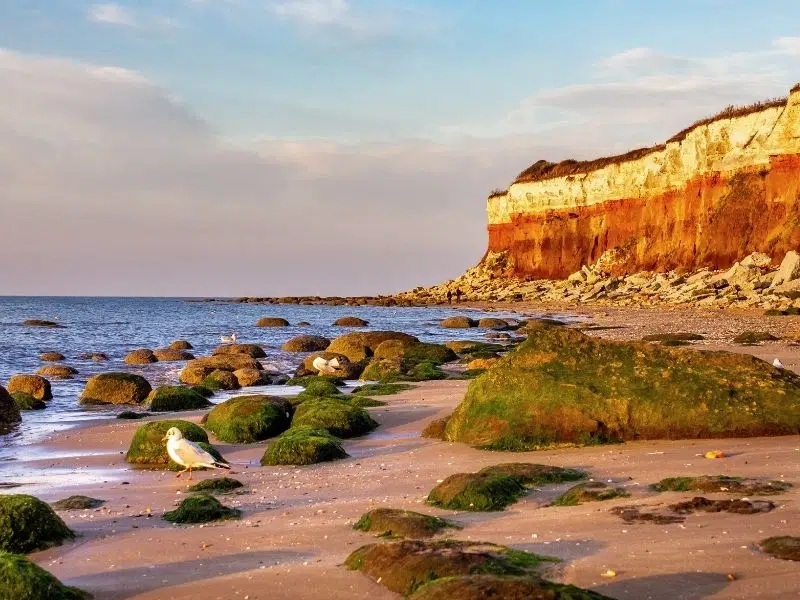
[
  {"xmin": 354, "ymin": 508, "xmax": 460, "ymax": 539},
  {"xmin": 51, "ymin": 496, "xmax": 105, "ymax": 510},
  {"xmin": 408, "ymin": 575, "xmax": 614, "ymax": 600},
  {"xmin": 733, "ymin": 331, "xmax": 780, "ymax": 345},
  {"xmin": 427, "ymin": 472, "xmax": 526, "ymax": 511},
  {"xmin": 146, "ymin": 386, "xmax": 212, "ymax": 412},
  {"xmin": 7, "ymin": 375, "xmax": 52, "ymax": 401},
  {"xmin": 152, "ymin": 348, "xmax": 195, "ymax": 362},
  {"xmin": 80, "ymin": 373, "xmax": 151, "ymax": 405},
  {"xmin": 39, "ymin": 352, "xmax": 65, "ymax": 362},
  {"xmin": 255, "ymin": 317, "xmax": 290, "ymax": 327},
  {"xmin": 169, "ymin": 340, "xmax": 193, "ymax": 350},
  {"xmin": 124, "ymin": 348, "xmax": 157, "ymax": 364},
  {"xmin": 771, "ymin": 250, "xmax": 800, "ymax": 287},
  {"xmin": 261, "ymin": 427, "xmax": 348, "ymax": 465},
  {"xmin": 212, "ymin": 343, "xmax": 267, "ymax": 358},
  {"xmin": 550, "ymin": 482, "xmax": 629, "ymax": 506},
  {"xmin": 162, "ymin": 494, "xmax": 241, "ymax": 524},
  {"xmin": 22, "ymin": 319, "xmax": 64, "ymax": 328},
  {"xmin": 651, "ymin": 475, "xmax": 792, "ymax": 495},
  {"xmin": 186, "ymin": 477, "xmax": 244, "ymax": 494},
  {"xmin": 281, "ymin": 335, "xmax": 331, "ymax": 352},
  {"xmin": 79, "ymin": 352, "xmax": 108, "ymax": 361},
  {"xmin": 759, "ymin": 536, "xmax": 800, "ymax": 561},
  {"xmin": 0, "ymin": 494, "xmax": 75, "ymax": 553},
  {"xmin": 205, "ymin": 396, "xmax": 292, "ymax": 443},
  {"xmin": 669, "ymin": 496, "xmax": 776, "ymax": 515},
  {"xmin": 440, "ymin": 316, "xmax": 477, "ymax": 328},
  {"xmin": 334, "ymin": 316, "xmax": 369, "ymax": 327},
  {"xmin": 11, "ymin": 393, "xmax": 46, "ymax": 411},
  {"xmin": 291, "ymin": 397, "xmax": 378, "ymax": 438},
  {"xmin": 0, "ymin": 552, "xmax": 90, "ymax": 600},
  {"xmin": 36, "ymin": 365, "xmax": 78, "ymax": 379}
]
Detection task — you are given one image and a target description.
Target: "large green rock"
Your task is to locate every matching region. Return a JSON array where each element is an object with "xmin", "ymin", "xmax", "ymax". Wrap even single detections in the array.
[
  {"xmin": 0, "ymin": 495, "xmax": 75, "ymax": 554},
  {"xmin": 327, "ymin": 331, "xmax": 418, "ymax": 362},
  {"xmin": 291, "ymin": 398, "xmax": 378, "ymax": 438},
  {"xmin": 445, "ymin": 327, "xmax": 800, "ymax": 450},
  {"xmin": 261, "ymin": 427, "xmax": 348, "ymax": 465},
  {"xmin": 353, "ymin": 508, "xmax": 459, "ymax": 539},
  {"xmin": 79, "ymin": 373, "xmax": 151, "ymax": 405},
  {"xmin": 162, "ymin": 494, "xmax": 240, "ymax": 524},
  {"xmin": 11, "ymin": 393, "xmax": 46, "ymax": 411},
  {"xmin": 125, "ymin": 420, "xmax": 208, "ymax": 467},
  {"xmin": 146, "ymin": 386, "xmax": 212, "ymax": 412},
  {"xmin": 0, "ymin": 552, "xmax": 91, "ymax": 600},
  {"xmin": 7, "ymin": 375, "xmax": 52, "ymax": 402},
  {"xmin": 205, "ymin": 396, "xmax": 292, "ymax": 443}
]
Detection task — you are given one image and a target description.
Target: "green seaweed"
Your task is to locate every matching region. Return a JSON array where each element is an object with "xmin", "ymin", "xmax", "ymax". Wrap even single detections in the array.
[
  {"xmin": 260, "ymin": 427, "xmax": 348, "ymax": 465},
  {"xmin": 0, "ymin": 552, "xmax": 91, "ymax": 600}
]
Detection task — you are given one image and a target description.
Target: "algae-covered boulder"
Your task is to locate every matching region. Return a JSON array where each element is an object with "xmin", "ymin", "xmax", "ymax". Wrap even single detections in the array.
[
  {"xmin": 260, "ymin": 427, "xmax": 348, "ymax": 465},
  {"xmin": 124, "ymin": 348, "xmax": 157, "ymax": 364},
  {"xmin": 327, "ymin": 331, "xmax": 418, "ymax": 362},
  {"xmin": 7, "ymin": 375, "xmax": 52, "ymax": 402},
  {"xmin": 291, "ymin": 398, "xmax": 378, "ymax": 438},
  {"xmin": 162, "ymin": 494, "xmax": 241, "ymax": 524},
  {"xmin": 440, "ymin": 316, "xmax": 477, "ymax": 329},
  {"xmin": 202, "ymin": 370, "xmax": 240, "ymax": 391},
  {"xmin": 80, "ymin": 373, "xmax": 151, "ymax": 405},
  {"xmin": 445, "ymin": 327, "xmax": 800, "ymax": 451},
  {"xmin": 51, "ymin": 496, "xmax": 105, "ymax": 511},
  {"xmin": 39, "ymin": 352, "xmax": 65, "ymax": 362},
  {"xmin": 298, "ymin": 352, "xmax": 362, "ymax": 379},
  {"xmin": 373, "ymin": 339, "xmax": 412, "ymax": 360},
  {"xmin": 334, "ymin": 316, "xmax": 369, "ymax": 327},
  {"xmin": 205, "ymin": 396, "xmax": 292, "ymax": 443},
  {"xmin": 187, "ymin": 477, "xmax": 244, "ymax": 494},
  {"xmin": 212, "ymin": 344, "xmax": 267, "ymax": 358},
  {"xmin": 759, "ymin": 536, "xmax": 800, "ymax": 561},
  {"xmin": 404, "ymin": 343, "xmax": 457, "ymax": 366},
  {"xmin": 477, "ymin": 463, "xmax": 587, "ymax": 486},
  {"xmin": 125, "ymin": 420, "xmax": 208, "ymax": 466},
  {"xmin": 146, "ymin": 386, "xmax": 212, "ymax": 412},
  {"xmin": 11, "ymin": 393, "xmax": 46, "ymax": 411},
  {"xmin": 408, "ymin": 575, "xmax": 613, "ymax": 600},
  {"xmin": 427, "ymin": 473, "xmax": 526, "ymax": 511},
  {"xmin": 345, "ymin": 539, "xmax": 558, "ymax": 596},
  {"xmin": 360, "ymin": 359, "xmax": 402, "ymax": 382},
  {"xmin": 180, "ymin": 356, "xmax": 261, "ymax": 384},
  {"xmin": 651, "ymin": 475, "xmax": 791, "ymax": 495},
  {"xmin": 550, "ymin": 482, "xmax": 629, "ymax": 506},
  {"xmin": 354, "ymin": 509, "xmax": 459, "ymax": 539},
  {"xmin": 256, "ymin": 317, "xmax": 290, "ymax": 327},
  {"xmin": 733, "ymin": 331, "xmax": 780, "ymax": 345},
  {"xmin": 234, "ymin": 368, "xmax": 268, "ymax": 387},
  {"xmin": 0, "ymin": 386, "xmax": 21, "ymax": 433},
  {"xmin": 152, "ymin": 348, "xmax": 195, "ymax": 362},
  {"xmin": 301, "ymin": 378, "xmax": 341, "ymax": 398},
  {"xmin": 421, "ymin": 416, "xmax": 450, "ymax": 440},
  {"xmin": 36, "ymin": 365, "xmax": 77, "ymax": 379},
  {"xmin": 282, "ymin": 335, "xmax": 331, "ymax": 353},
  {"xmin": 169, "ymin": 340, "xmax": 193, "ymax": 350},
  {"xmin": 79, "ymin": 352, "xmax": 108, "ymax": 361},
  {"xmin": 0, "ymin": 495, "xmax": 75, "ymax": 553},
  {"xmin": 0, "ymin": 552, "xmax": 91, "ymax": 600},
  {"xmin": 477, "ymin": 318, "xmax": 509, "ymax": 330},
  {"xmin": 351, "ymin": 383, "xmax": 412, "ymax": 397}
]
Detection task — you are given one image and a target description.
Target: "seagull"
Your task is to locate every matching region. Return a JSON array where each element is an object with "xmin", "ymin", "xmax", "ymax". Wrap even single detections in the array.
[
  {"xmin": 312, "ymin": 356, "xmax": 341, "ymax": 374},
  {"xmin": 773, "ymin": 358, "xmax": 785, "ymax": 369},
  {"xmin": 220, "ymin": 332, "xmax": 237, "ymax": 344},
  {"xmin": 162, "ymin": 427, "xmax": 230, "ymax": 480}
]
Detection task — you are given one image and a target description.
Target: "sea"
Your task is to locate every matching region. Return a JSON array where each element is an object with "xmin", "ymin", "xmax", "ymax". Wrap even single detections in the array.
[{"xmin": 0, "ymin": 296, "xmax": 572, "ymax": 489}]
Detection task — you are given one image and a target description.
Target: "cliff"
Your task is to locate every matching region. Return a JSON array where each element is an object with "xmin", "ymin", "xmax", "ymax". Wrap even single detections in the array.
[{"xmin": 486, "ymin": 85, "xmax": 800, "ymax": 279}]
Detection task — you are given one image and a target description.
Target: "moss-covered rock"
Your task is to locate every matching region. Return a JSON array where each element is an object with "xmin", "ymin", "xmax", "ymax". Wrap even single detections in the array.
[
  {"xmin": 35, "ymin": 365, "xmax": 77, "ymax": 379},
  {"xmin": 759, "ymin": 536, "xmax": 800, "ymax": 561},
  {"xmin": 0, "ymin": 552, "xmax": 91, "ymax": 600},
  {"xmin": 354, "ymin": 509, "xmax": 459, "ymax": 539},
  {"xmin": 651, "ymin": 475, "xmax": 791, "ymax": 495},
  {"xmin": 286, "ymin": 375, "xmax": 346, "ymax": 388},
  {"xmin": 477, "ymin": 318, "xmax": 510, "ymax": 330},
  {"xmin": 445, "ymin": 327, "xmax": 800, "ymax": 451},
  {"xmin": 440, "ymin": 316, "xmax": 477, "ymax": 329},
  {"xmin": 51, "ymin": 496, "xmax": 105, "ymax": 510},
  {"xmin": 80, "ymin": 373, "xmax": 151, "ymax": 405},
  {"xmin": 302, "ymin": 379, "xmax": 341, "ymax": 397},
  {"xmin": 427, "ymin": 473, "xmax": 526, "ymax": 511},
  {"xmin": 327, "ymin": 331, "xmax": 419, "ymax": 362},
  {"xmin": 0, "ymin": 495, "xmax": 75, "ymax": 553},
  {"xmin": 348, "ymin": 396, "xmax": 387, "ymax": 408},
  {"xmin": 298, "ymin": 352, "xmax": 362, "ymax": 379},
  {"xmin": 11, "ymin": 393, "xmax": 46, "ymax": 411},
  {"xmin": 124, "ymin": 348, "xmax": 157, "ymax": 364},
  {"xmin": 281, "ymin": 335, "xmax": 331, "ymax": 353},
  {"xmin": 205, "ymin": 396, "xmax": 292, "ymax": 443},
  {"xmin": 202, "ymin": 370, "xmax": 240, "ymax": 391},
  {"xmin": 403, "ymin": 362, "xmax": 447, "ymax": 382},
  {"xmin": 334, "ymin": 316, "xmax": 369, "ymax": 327},
  {"xmin": 344, "ymin": 539, "xmax": 558, "ymax": 596},
  {"xmin": 233, "ymin": 368, "xmax": 268, "ymax": 387},
  {"xmin": 39, "ymin": 352, "xmax": 65, "ymax": 362},
  {"xmin": 360, "ymin": 359, "xmax": 403, "ymax": 382},
  {"xmin": 260, "ymin": 426, "xmax": 348, "ymax": 465},
  {"xmin": 477, "ymin": 463, "xmax": 587, "ymax": 487},
  {"xmin": 733, "ymin": 331, "xmax": 780, "ymax": 345},
  {"xmin": 408, "ymin": 575, "xmax": 614, "ymax": 600},
  {"xmin": 641, "ymin": 332, "xmax": 704, "ymax": 343},
  {"xmin": 291, "ymin": 397, "xmax": 378, "ymax": 438},
  {"xmin": 162, "ymin": 494, "xmax": 241, "ymax": 524},
  {"xmin": 181, "ymin": 356, "xmax": 262, "ymax": 385},
  {"xmin": 212, "ymin": 344, "xmax": 267, "ymax": 358},
  {"xmin": 255, "ymin": 317, "xmax": 290, "ymax": 327},
  {"xmin": 169, "ymin": 340, "xmax": 193, "ymax": 350},
  {"xmin": 421, "ymin": 416, "xmax": 450, "ymax": 440},
  {"xmin": 7, "ymin": 375, "xmax": 52, "ymax": 402},
  {"xmin": 466, "ymin": 357, "xmax": 501, "ymax": 370},
  {"xmin": 187, "ymin": 477, "xmax": 244, "ymax": 494},
  {"xmin": 403, "ymin": 343, "xmax": 457, "ymax": 366},
  {"xmin": 550, "ymin": 482, "xmax": 629, "ymax": 506},
  {"xmin": 373, "ymin": 339, "xmax": 413, "ymax": 360},
  {"xmin": 116, "ymin": 410, "xmax": 150, "ymax": 420},
  {"xmin": 444, "ymin": 340, "xmax": 485, "ymax": 353},
  {"xmin": 152, "ymin": 348, "xmax": 195, "ymax": 362},
  {"xmin": 125, "ymin": 420, "xmax": 208, "ymax": 467},
  {"xmin": 78, "ymin": 352, "xmax": 108, "ymax": 361},
  {"xmin": 146, "ymin": 386, "xmax": 212, "ymax": 412},
  {"xmin": 0, "ymin": 386, "xmax": 21, "ymax": 433}
]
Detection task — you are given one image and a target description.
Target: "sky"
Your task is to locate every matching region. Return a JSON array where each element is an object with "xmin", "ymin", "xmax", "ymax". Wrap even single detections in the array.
[{"xmin": 1, "ymin": 1, "xmax": 798, "ymax": 296}]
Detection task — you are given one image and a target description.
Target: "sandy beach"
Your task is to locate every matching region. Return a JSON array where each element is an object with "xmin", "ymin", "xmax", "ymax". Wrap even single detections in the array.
[{"xmin": 8, "ymin": 307, "xmax": 798, "ymax": 600}]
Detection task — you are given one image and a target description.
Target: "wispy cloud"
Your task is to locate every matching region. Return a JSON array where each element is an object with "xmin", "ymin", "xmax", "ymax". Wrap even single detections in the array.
[{"xmin": 89, "ymin": 3, "xmax": 136, "ymax": 27}]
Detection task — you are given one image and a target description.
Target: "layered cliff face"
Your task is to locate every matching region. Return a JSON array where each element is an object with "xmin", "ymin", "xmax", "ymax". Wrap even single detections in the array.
[{"xmin": 487, "ymin": 86, "xmax": 800, "ymax": 279}]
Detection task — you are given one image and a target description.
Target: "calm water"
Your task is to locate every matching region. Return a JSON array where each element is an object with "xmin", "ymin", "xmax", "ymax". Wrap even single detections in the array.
[{"xmin": 0, "ymin": 297, "xmax": 568, "ymax": 472}]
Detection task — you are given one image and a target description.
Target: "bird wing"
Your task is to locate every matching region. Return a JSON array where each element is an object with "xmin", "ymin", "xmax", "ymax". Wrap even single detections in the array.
[{"xmin": 174, "ymin": 439, "xmax": 221, "ymax": 468}]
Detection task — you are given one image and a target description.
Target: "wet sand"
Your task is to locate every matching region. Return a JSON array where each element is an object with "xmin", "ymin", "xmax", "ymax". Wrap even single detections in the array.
[{"xmin": 13, "ymin": 308, "xmax": 800, "ymax": 600}]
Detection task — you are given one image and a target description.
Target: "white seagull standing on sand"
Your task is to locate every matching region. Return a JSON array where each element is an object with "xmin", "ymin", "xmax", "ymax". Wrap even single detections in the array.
[
  {"xmin": 220, "ymin": 332, "xmax": 237, "ymax": 344},
  {"xmin": 773, "ymin": 358, "xmax": 785, "ymax": 369},
  {"xmin": 162, "ymin": 427, "xmax": 230, "ymax": 480},
  {"xmin": 312, "ymin": 355, "xmax": 341, "ymax": 374}
]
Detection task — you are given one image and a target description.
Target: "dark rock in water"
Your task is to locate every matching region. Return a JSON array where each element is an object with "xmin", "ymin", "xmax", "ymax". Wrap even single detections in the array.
[
  {"xmin": 353, "ymin": 508, "xmax": 459, "ymax": 539},
  {"xmin": 146, "ymin": 386, "xmax": 212, "ymax": 412},
  {"xmin": 162, "ymin": 494, "xmax": 240, "ymax": 524},
  {"xmin": 445, "ymin": 327, "xmax": 800, "ymax": 450},
  {"xmin": 0, "ymin": 386, "xmax": 22, "ymax": 433},
  {"xmin": 296, "ymin": 322, "xmax": 311, "ymax": 327},
  {"xmin": 344, "ymin": 539, "xmax": 559, "ymax": 596},
  {"xmin": 282, "ymin": 335, "xmax": 331, "ymax": 353},
  {"xmin": 651, "ymin": 475, "xmax": 791, "ymax": 496},
  {"xmin": 80, "ymin": 373, "xmax": 151, "ymax": 405},
  {"xmin": 408, "ymin": 575, "xmax": 615, "ymax": 600},
  {"xmin": 117, "ymin": 411, "xmax": 151, "ymax": 420},
  {"xmin": 51, "ymin": 496, "xmax": 105, "ymax": 510},
  {"xmin": 169, "ymin": 340, "xmax": 193, "ymax": 350},
  {"xmin": 7, "ymin": 375, "xmax": 52, "ymax": 401},
  {"xmin": 212, "ymin": 344, "xmax": 267, "ymax": 358},
  {"xmin": 39, "ymin": 352, "xmax": 65, "ymax": 362},
  {"xmin": 550, "ymin": 482, "xmax": 629, "ymax": 506},
  {"xmin": 124, "ymin": 348, "xmax": 157, "ymax": 364},
  {"xmin": 255, "ymin": 317, "xmax": 290, "ymax": 327},
  {"xmin": 759, "ymin": 536, "xmax": 800, "ymax": 561},
  {"xmin": 11, "ymin": 393, "xmax": 46, "ymax": 411},
  {"xmin": 187, "ymin": 477, "xmax": 244, "ymax": 494},
  {"xmin": 333, "ymin": 316, "xmax": 369, "ymax": 327},
  {"xmin": 261, "ymin": 427, "xmax": 347, "ymax": 466},
  {"xmin": 0, "ymin": 494, "xmax": 75, "ymax": 553},
  {"xmin": 291, "ymin": 398, "xmax": 377, "ymax": 438},
  {"xmin": 79, "ymin": 352, "xmax": 108, "ymax": 361},
  {"xmin": 669, "ymin": 496, "xmax": 776, "ymax": 515},
  {"xmin": 152, "ymin": 348, "xmax": 195, "ymax": 362},
  {"xmin": 0, "ymin": 552, "xmax": 91, "ymax": 600},
  {"xmin": 36, "ymin": 365, "xmax": 78, "ymax": 379},
  {"xmin": 205, "ymin": 396, "xmax": 292, "ymax": 443},
  {"xmin": 22, "ymin": 319, "xmax": 64, "ymax": 328}
]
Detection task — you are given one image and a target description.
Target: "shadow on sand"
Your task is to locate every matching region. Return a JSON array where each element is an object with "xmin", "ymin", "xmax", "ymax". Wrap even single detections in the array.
[{"xmin": 594, "ymin": 571, "xmax": 731, "ymax": 600}]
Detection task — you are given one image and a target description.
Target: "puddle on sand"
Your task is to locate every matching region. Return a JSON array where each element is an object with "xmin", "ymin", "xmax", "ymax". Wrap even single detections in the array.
[
  {"xmin": 365, "ymin": 431, "xmax": 421, "ymax": 441},
  {"xmin": 0, "ymin": 466, "xmax": 122, "ymax": 496}
]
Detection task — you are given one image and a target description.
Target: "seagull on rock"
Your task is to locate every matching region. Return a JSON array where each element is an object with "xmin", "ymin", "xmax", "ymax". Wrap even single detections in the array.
[
  {"xmin": 312, "ymin": 356, "xmax": 341, "ymax": 375},
  {"xmin": 162, "ymin": 427, "xmax": 230, "ymax": 480},
  {"xmin": 773, "ymin": 358, "xmax": 785, "ymax": 369},
  {"xmin": 220, "ymin": 332, "xmax": 237, "ymax": 344}
]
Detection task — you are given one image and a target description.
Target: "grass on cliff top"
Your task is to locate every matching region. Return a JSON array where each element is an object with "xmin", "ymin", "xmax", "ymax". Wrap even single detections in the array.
[{"xmin": 353, "ymin": 508, "xmax": 460, "ymax": 539}]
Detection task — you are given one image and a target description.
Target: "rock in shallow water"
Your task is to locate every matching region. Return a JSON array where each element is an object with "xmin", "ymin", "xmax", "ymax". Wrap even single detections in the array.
[{"xmin": 80, "ymin": 373, "xmax": 151, "ymax": 405}]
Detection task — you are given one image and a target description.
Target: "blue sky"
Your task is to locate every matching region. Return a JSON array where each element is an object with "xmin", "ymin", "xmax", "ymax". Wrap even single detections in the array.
[{"xmin": 1, "ymin": 1, "xmax": 798, "ymax": 295}]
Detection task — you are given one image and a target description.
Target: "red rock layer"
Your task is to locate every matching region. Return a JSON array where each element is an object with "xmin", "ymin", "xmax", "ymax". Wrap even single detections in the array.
[{"xmin": 487, "ymin": 154, "xmax": 800, "ymax": 279}]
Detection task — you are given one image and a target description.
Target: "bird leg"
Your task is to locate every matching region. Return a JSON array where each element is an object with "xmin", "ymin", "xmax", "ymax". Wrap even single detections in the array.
[
  {"xmin": 187, "ymin": 466, "xmax": 193, "ymax": 481},
  {"xmin": 175, "ymin": 467, "xmax": 189, "ymax": 478}
]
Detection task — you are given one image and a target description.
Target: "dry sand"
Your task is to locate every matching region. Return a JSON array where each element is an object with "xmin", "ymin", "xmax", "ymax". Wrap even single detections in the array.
[{"xmin": 12, "ymin": 308, "xmax": 800, "ymax": 600}]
